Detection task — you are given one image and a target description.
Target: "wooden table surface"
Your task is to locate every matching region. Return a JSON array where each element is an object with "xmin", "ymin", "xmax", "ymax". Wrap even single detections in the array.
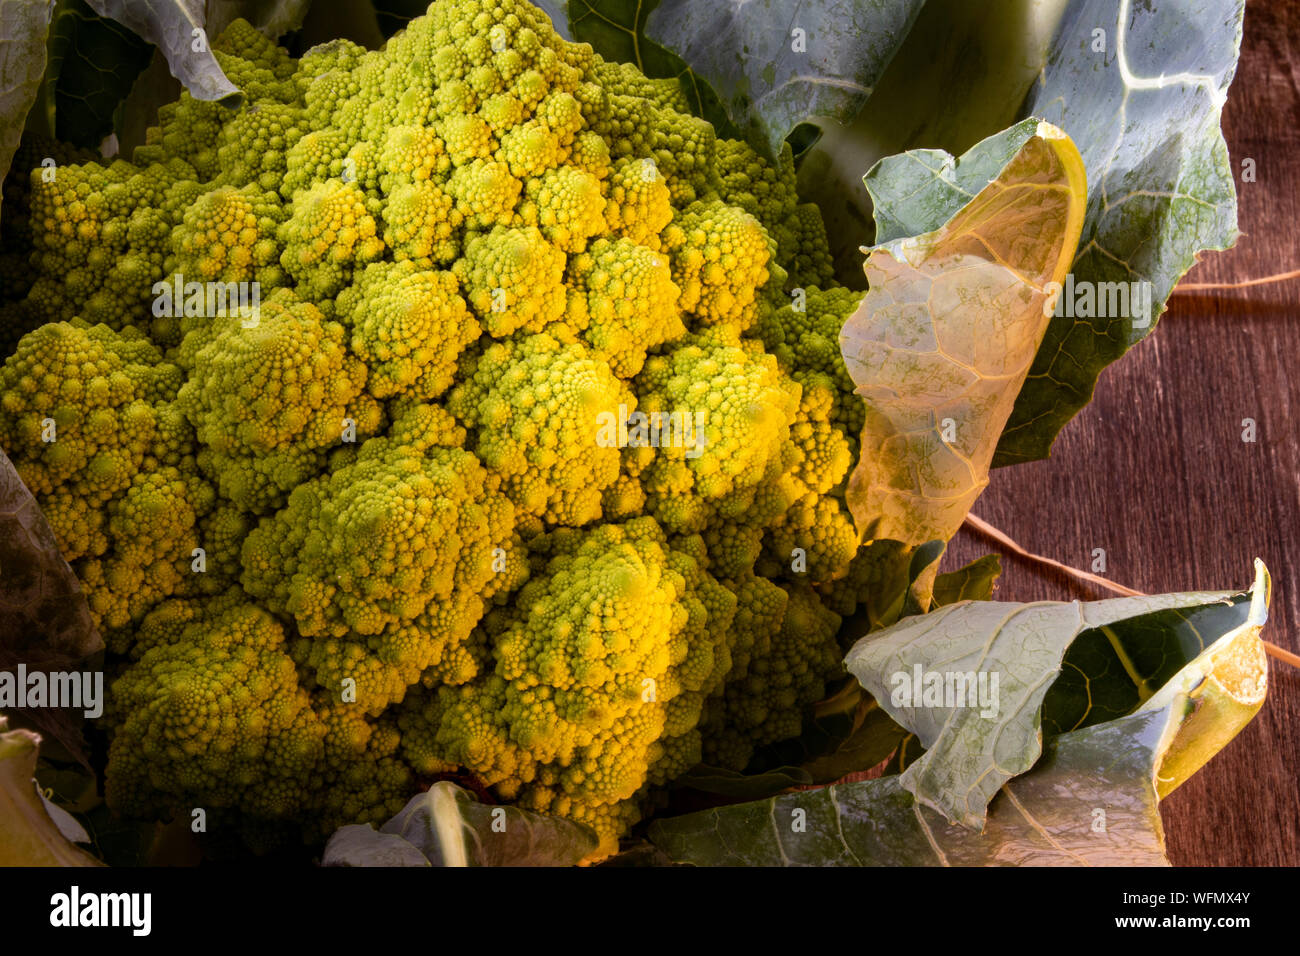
[{"xmin": 943, "ymin": 0, "xmax": 1299, "ymax": 866}]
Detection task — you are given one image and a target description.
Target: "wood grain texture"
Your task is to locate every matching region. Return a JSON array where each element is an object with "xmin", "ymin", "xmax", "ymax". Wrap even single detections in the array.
[{"xmin": 942, "ymin": 0, "xmax": 1300, "ymax": 866}]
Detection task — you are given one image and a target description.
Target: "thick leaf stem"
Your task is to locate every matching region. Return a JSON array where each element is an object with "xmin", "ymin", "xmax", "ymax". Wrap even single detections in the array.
[{"xmin": 1173, "ymin": 268, "xmax": 1300, "ymax": 292}]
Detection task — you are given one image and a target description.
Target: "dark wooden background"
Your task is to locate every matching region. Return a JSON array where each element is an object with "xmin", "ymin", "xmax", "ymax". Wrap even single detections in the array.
[{"xmin": 943, "ymin": 0, "xmax": 1299, "ymax": 866}]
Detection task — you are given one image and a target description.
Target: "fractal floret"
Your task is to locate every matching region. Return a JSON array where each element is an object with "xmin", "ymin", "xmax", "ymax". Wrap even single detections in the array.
[{"xmin": 0, "ymin": 0, "xmax": 883, "ymax": 862}]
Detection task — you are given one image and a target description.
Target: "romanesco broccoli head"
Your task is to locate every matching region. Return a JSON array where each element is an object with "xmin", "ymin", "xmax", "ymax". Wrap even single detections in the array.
[{"xmin": 2, "ymin": 0, "xmax": 880, "ymax": 861}]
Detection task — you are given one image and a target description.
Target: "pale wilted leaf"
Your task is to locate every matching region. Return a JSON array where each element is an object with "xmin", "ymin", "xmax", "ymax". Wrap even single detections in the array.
[
  {"xmin": 842, "ymin": 119, "xmax": 1085, "ymax": 548},
  {"xmin": 844, "ymin": 561, "xmax": 1269, "ymax": 828}
]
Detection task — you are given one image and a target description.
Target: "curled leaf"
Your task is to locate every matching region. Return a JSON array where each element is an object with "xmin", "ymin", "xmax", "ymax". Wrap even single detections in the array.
[
  {"xmin": 651, "ymin": 563, "xmax": 1269, "ymax": 867},
  {"xmin": 844, "ymin": 560, "xmax": 1270, "ymax": 828},
  {"xmin": 85, "ymin": 0, "xmax": 241, "ymax": 105},
  {"xmin": 842, "ymin": 119, "xmax": 1086, "ymax": 548}
]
